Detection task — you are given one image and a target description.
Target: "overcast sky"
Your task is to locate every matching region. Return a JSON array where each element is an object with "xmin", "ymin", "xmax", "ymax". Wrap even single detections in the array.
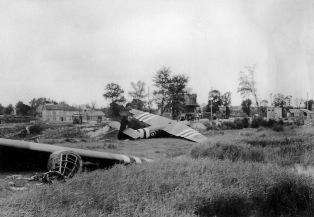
[{"xmin": 1, "ymin": 0, "xmax": 313, "ymax": 108}]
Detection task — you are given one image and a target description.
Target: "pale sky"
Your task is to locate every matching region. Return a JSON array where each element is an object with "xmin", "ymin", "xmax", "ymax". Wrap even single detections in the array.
[{"xmin": 1, "ymin": 0, "xmax": 313, "ymax": 108}]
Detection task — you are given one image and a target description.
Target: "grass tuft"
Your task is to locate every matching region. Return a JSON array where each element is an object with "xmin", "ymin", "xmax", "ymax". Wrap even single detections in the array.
[{"xmin": 2, "ymin": 158, "xmax": 314, "ymax": 216}]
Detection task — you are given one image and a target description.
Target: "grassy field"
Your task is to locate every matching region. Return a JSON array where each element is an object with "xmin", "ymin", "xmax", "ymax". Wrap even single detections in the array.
[{"xmin": 1, "ymin": 125, "xmax": 314, "ymax": 216}]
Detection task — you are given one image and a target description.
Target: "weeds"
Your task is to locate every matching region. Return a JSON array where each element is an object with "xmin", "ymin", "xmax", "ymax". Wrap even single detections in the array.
[{"xmin": 3, "ymin": 158, "xmax": 314, "ymax": 217}]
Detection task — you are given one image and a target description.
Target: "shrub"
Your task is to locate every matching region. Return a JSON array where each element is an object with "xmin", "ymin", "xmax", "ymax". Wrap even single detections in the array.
[
  {"xmin": 260, "ymin": 174, "xmax": 314, "ymax": 216},
  {"xmin": 272, "ymin": 123, "xmax": 284, "ymax": 132},
  {"xmin": 251, "ymin": 117, "xmax": 267, "ymax": 128},
  {"xmin": 266, "ymin": 119, "xmax": 276, "ymax": 127},
  {"xmin": 234, "ymin": 118, "xmax": 244, "ymax": 129},
  {"xmin": 242, "ymin": 117, "xmax": 249, "ymax": 128},
  {"xmin": 189, "ymin": 143, "xmax": 266, "ymax": 163},
  {"xmin": 221, "ymin": 121, "xmax": 237, "ymax": 130},
  {"xmin": 29, "ymin": 124, "xmax": 45, "ymax": 134}
]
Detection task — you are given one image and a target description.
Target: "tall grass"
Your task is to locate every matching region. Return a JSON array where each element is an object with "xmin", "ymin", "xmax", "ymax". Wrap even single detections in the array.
[{"xmin": 2, "ymin": 158, "xmax": 314, "ymax": 217}]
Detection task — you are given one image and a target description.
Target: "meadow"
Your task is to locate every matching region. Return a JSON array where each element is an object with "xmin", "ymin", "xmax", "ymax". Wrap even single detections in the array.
[{"xmin": 1, "ymin": 125, "xmax": 314, "ymax": 217}]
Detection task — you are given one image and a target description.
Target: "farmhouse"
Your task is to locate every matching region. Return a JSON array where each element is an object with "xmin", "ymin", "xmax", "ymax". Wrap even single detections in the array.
[{"xmin": 36, "ymin": 104, "xmax": 79, "ymax": 122}]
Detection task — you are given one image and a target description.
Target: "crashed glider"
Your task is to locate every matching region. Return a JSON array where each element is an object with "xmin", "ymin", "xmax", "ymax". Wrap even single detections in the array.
[
  {"xmin": 0, "ymin": 138, "xmax": 152, "ymax": 180},
  {"xmin": 120, "ymin": 109, "xmax": 209, "ymax": 143}
]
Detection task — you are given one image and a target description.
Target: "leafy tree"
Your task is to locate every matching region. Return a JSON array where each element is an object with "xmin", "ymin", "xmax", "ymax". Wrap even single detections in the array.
[
  {"xmin": 241, "ymin": 99, "xmax": 252, "ymax": 116},
  {"xmin": 4, "ymin": 104, "xmax": 13, "ymax": 115},
  {"xmin": 169, "ymin": 74, "xmax": 189, "ymax": 119},
  {"xmin": 59, "ymin": 101, "xmax": 70, "ymax": 107},
  {"xmin": 221, "ymin": 92, "xmax": 232, "ymax": 117},
  {"xmin": 152, "ymin": 67, "xmax": 189, "ymax": 118},
  {"xmin": 260, "ymin": 99, "xmax": 268, "ymax": 116},
  {"xmin": 103, "ymin": 83, "xmax": 126, "ymax": 104},
  {"xmin": 238, "ymin": 65, "xmax": 260, "ymax": 109},
  {"xmin": 90, "ymin": 101, "xmax": 97, "ymax": 109},
  {"xmin": 126, "ymin": 99, "xmax": 145, "ymax": 111},
  {"xmin": 107, "ymin": 102, "xmax": 125, "ymax": 118},
  {"xmin": 29, "ymin": 97, "xmax": 46, "ymax": 108},
  {"xmin": 273, "ymin": 94, "xmax": 292, "ymax": 107},
  {"xmin": 152, "ymin": 67, "xmax": 172, "ymax": 115},
  {"xmin": 206, "ymin": 89, "xmax": 222, "ymax": 113},
  {"xmin": 29, "ymin": 97, "xmax": 47, "ymax": 116},
  {"xmin": 273, "ymin": 94, "xmax": 292, "ymax": 117},
  {"xmin": 304, "ymin": 99, "xmax": 313, "ymax": 111},
  {"xmin": 0, "ymin": 104, "xmax": 4, "ymax": 115},
  {"xmin": 128, "ymin": 81, "xmax": 147, "ymax": 111},
  {"xmin": 16, "ymin": 101, "xmax": 31, "ymax": 116},
  {"xmin": 128, "ymin": 81, "xmax": 147, "ymax": 100}
]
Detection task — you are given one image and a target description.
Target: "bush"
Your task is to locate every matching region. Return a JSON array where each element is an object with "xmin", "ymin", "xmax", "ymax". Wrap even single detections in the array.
[
  {"xmin": 251, "ymin": 117, "xmax": 266, "ymax": 128},
  {"xmin": 260, "ymin": 174, "xmax": 314, "ymax": 216},
  {"xmin": 221, "ymin": 121, "xmax": 237, "ymax": 130},
  {"xmin": 29, "ymin": 124, "xmax": 45, "ymax": 134},
  {"xmin": 266, "ymin": 119, "xmax": 276, "ymax": 128},
  {"xmin": 189, "ymin": 143, "xmax": 266, "ymax": 163},
  {"xmin": 272, "ymin": 123, "xmax": 284, "ymax": 132},
  {"xmin": 234, "ymin": 118, "xmax": 244, "ymax": 129},
  {"xmin": 242, "ymin": 117, "xmax": 249, "ymax": 128}
]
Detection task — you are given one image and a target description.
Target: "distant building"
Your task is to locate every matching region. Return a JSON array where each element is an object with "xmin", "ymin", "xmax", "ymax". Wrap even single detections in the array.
[
  {"xmin": 83, "ymin": 109, "xmax": 106, "ymax": 122},
  {"xmin": 267, "ymin": 107, "xmax": 282, "ymax": 121},
  {"xmin": 37, "ymin": 104, "xmax": 79, "ymax": 122},
  {"xmin": 289, "ymin": 109, "xmax": 314, "ymax": 120}
]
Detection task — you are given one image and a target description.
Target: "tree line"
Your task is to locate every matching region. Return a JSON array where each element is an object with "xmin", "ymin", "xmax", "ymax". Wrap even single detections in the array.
[
  {"xmin": 1, "ymin": 65, "xmax": 312, "ymax": 119},
  {"xmin": 103, "ymin": 66, "xmax": 234, "ymax": 119},
  {"xmin": 238, "ymin": 65, "xmax": 313, "ymax": 117}
]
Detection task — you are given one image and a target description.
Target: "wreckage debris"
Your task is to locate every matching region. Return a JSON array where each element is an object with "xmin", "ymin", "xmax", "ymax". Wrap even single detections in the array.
[{"xmin": 0, "ymin": 138, "xmax": 153, "ymax": 190}]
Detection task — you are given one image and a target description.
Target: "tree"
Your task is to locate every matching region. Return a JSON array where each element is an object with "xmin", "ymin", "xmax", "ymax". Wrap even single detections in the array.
[
  {"xmin": 59, "ymin": 101, "xmax": 70, "ymax": 107},
  {"xmin": 207, "ymin": 89, "xmax": 222, "ymax": 114},
  {"xmin": 273, "ymin": 94, "xmax": 292, "ymax": 117},
  {"xmin": 238, "ymin": 65, "xmax": 260, "ymax": 109},
  {"xmin": 29, "ymin": 97, "xmax": 47, "ymax": 116},
  {"xmin": 168, "ymin": 74, "xmax": 189, "ymax": 119},
  {"xmin": 15, "ymin": 101, "xmax": 31, "ymax": 116},
  {"xmin": 273, "ymin": 94, "xmax": 292, "ymax": 107},
  {"xmin": 103, "ymin": 83, "xmax": 126, "ymax": 104},
  {"xmin": 304, "ymin": 99, "xmax": 314, "ymax": 111},
  {"xmin": 128, "ymin": 81, "xmax": 147, "ymax": 111},
  {"xmin": 0, "ymin": 104, "xmax": 4, "ymax": 115},
  {"xmin": 221, "ymin": 92, "xmax": 232, "ymax": 117},
  {"xmin": 4, "ymin": 104, "xmax": 13, "ymax": 115},
  {"xmin": 126, "ymin": 99, "xmax": 145, "ymax": 111},
  {"xmin": 152, "ymin": 67, "xmax": 189, "ymax": 118},
  {"xmin": 152, "ymin": 67, "xmax": 172, "ymax": 115},
  {"xmin": 90, "ymin": 101, "xmax": 97, "ymax": 109},
  {"xmin": 260, "ymin": 99, "xmax": 268, "ymax": 116},
  {"xmin": 128, "ymin": 81, "xmax": 147, "ymax": 100},
  {"xmin": 241, "ymin": 99, "xmax": 252, "ymax": 116}
]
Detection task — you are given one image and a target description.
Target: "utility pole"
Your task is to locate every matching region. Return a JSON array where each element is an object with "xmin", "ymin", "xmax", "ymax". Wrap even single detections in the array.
[{"xmin": 270, "ymin": 93, "xmax": 273, "ymax": 107}]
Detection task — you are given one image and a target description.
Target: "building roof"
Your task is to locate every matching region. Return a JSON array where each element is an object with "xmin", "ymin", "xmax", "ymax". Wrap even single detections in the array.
[
  {"xmin": 43, "ymin": 105, "xmax": 78, "ymax": 111},
  {"xmin": 289, "ymin": 109, "xmax": 301, "ymax": 113},
  {"xmin": 86, "ymin": 110, "xmax": 105, "ymax": 117},
  {"xmin": 300, "ymin": 109, "xmax": 314, "ymax": 114}
]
